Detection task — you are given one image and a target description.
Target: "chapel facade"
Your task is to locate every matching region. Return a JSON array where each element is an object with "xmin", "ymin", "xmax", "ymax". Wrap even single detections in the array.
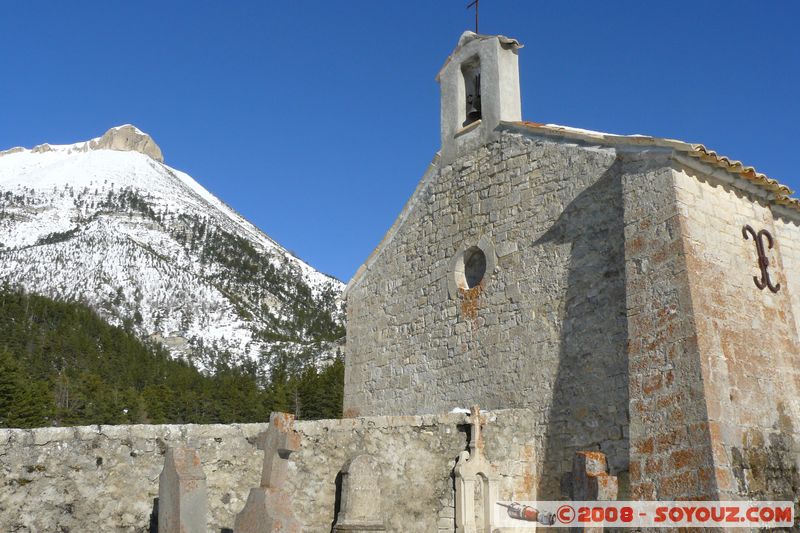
[{"xmin": 342, "ymin": 32, "xmax": 800, "ymax": 501}]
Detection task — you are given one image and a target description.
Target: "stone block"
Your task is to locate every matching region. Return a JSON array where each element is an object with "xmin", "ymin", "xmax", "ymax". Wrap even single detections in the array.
[
  {"xmin": 33, "ymin": 426, "xmax": 72, "ymax": 446},
  {"xmin": 572, "ymin": 451, "xmax": 618, "ymax": 501}
]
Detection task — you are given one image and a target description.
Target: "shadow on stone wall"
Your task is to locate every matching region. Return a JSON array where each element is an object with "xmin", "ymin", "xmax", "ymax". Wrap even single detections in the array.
[
  {"xmin": 532, "ymin": 160, "xmax": 630, "ymax": 499},
  {"xmin": 149, "ymin": 498, "xmax": 158, "ymax": 533},
  {"xmin": 329, "ymin": 471, "xmax": 344, "ymax": 532}
]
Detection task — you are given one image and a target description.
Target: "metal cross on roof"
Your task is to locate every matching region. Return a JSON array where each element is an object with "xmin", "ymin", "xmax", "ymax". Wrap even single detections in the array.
[{"xmin": 467, "ymin": 0, "xmax": 479, "ymax": 33}]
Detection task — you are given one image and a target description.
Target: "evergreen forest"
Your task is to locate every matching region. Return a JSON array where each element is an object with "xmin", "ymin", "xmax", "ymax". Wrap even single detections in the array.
[{"xmin": 0, "ymin": 286, "xmax": 344, "ymax": 429}]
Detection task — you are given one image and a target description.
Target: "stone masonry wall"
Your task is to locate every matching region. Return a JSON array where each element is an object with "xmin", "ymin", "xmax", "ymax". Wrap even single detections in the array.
[
  {"xmin": 621, "ymin": 154, "xmax": 800, "ymax": 507},
  {"xmin": 673, "ymin": 164, "xmax": 800, "ymax": 503},
  {"xmin": 344, "ymin": 130, "xmax": 630, "ymax": 498},
  {"xmin": 0, "ymin": 423, "xmax": 265, "ymax": 532},
  {"xmin": 1, "ymin": 409, "xmax": 541, "ymax": 532},
  {"xmin": 775, "ymin": 214, "xmax": 800, "ymax": 338},
  {"xmin": 621, "ymin": 153, "xmax": 720, "ymax": 501}
]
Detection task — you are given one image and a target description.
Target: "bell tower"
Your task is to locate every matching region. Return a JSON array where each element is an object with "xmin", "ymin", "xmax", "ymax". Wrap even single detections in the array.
[{"xmin": 436, "ymin": 32, "xmax": 523, "ymax": 163}]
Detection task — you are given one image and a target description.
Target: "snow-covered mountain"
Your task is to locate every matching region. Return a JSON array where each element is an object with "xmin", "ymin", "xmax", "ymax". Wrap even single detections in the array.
[{"xmin": 0, "ymin": 125, "xmax": 344, "ymax": 372}]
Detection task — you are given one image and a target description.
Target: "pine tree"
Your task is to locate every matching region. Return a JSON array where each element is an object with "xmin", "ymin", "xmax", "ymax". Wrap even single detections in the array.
[
  {"xmin": 0, "ymin": 349, "xmax": 19, "ymax": 426},
  {"xmin": 0, "ymin": 349, "xmax": 53, "ymax": 428},
  {"xmin": 11, "ymin": 380, "xmax": 52, "ymax": 428}
]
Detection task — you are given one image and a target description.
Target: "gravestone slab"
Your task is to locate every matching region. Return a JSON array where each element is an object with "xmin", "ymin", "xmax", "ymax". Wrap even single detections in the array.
[
  {"xmin": 333, "ymin": 454, "xmax": 386, "ymax": 532},
  {"xmin": 158, "ymin": 446, "xmax": 207, "ymax": 533},
  {"xmin": 234, "ymin": 412, "xmax": 301, "ymax": 533}
]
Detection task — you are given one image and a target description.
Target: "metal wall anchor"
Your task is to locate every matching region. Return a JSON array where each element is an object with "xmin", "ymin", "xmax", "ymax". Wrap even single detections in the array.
[{"xmin": 742, "ymin": 225, "xmax": 780, "ymax": 293}]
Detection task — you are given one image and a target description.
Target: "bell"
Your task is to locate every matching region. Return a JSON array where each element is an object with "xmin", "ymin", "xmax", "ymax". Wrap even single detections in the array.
[{"xmin": 466, "ymin": 95, "xmax": 482, "ymax": 122}]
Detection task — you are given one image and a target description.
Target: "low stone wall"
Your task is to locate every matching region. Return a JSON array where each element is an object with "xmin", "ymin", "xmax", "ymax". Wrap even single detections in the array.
[
  {"xmin": 0, "ymin": 409, "xmax": 542, "ymax": 532},
  {"xmin": 0, "ymin": 423, "xmax": 265, "ymax": 532}
]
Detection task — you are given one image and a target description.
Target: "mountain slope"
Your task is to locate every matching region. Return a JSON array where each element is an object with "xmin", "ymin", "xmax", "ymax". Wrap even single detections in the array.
[{"xmin": 0, "ymin": 125, "xmax": 344, "ymax": 372}]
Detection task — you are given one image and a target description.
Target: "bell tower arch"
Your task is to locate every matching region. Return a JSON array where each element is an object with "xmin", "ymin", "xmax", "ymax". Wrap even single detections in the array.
[{"xmin": 436, "ymin": 32, "xmax": 523, "ymax": 163}]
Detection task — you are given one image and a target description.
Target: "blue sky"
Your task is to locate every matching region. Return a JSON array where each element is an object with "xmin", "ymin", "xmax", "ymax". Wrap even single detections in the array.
[{"xmin": 2, "ymin": 1, "xmax": 798, "ymax": 281}]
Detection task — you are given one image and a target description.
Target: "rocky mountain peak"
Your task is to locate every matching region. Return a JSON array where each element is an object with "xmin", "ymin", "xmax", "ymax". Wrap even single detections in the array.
[
  {"xmin": 0, "ymin": 124, "xmax": 164, "ymax": 163},
  {"xmin": 91, "ymin": 125, "xmax": 164, "ymax": 162}
]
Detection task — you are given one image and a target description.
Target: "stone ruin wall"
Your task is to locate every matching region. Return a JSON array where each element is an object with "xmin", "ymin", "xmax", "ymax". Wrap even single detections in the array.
[
  {"xmin": 1, "ymin": 409, "xmax": 544, "ymax": 532},
  {"xmin": 345, "ymin": 131, "xmax": 631, "ymax": 498}
]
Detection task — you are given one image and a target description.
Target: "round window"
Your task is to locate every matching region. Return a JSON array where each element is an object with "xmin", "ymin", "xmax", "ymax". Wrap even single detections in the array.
[{"xmin": 456, "ymin": 246, "xmax": 487, "ymax": 290}]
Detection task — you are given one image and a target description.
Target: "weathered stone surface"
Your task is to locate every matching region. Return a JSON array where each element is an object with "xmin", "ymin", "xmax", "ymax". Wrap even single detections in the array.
[
  {"xmin": 621, "ymin": 154, "xmax": 713, "ymax": 502},
  {"xmin": 233, "ymin": 488, "xmax": 299, "ymax": 533},
  {"xmin": 0, "ymin": 410, "xmax": 541, "ymax": 532},
  {"xmin": 158, "ymin": 446, "xmax": 207, "ymax": 533},
  {"xmin": 344, "ymin": 129, "xmax": 631, "ymax": 497},
  {"xmin": 623, "ymin": 158, "xmax": 800, "ymax": 508},
  {"xmin": 258, "ymin": 412, "xmax": 300, "ymax": 489},
  {"xmin": 344, "ymin": 115, "xmax": 800, "ymax": 510},
  {"xmin": 333, "ymin": 454, "xmax": 385, "ymax": 532},
  {"xmin": 672, "ymin": 166, "xmax": 800, "ymax": 506},
  {"xmin": 0, "ymin": 424, "xmax": 264, "ymax": 532}
]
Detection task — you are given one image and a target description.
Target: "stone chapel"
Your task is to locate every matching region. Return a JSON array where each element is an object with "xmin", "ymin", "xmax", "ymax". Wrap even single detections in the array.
[
  {"xmin": 343, "ymin": 31, "xmax": 800, "ymax": 502},
  {"xmin": 4, "ymin": 31, "xmax": 800, "ymax": 533}
]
